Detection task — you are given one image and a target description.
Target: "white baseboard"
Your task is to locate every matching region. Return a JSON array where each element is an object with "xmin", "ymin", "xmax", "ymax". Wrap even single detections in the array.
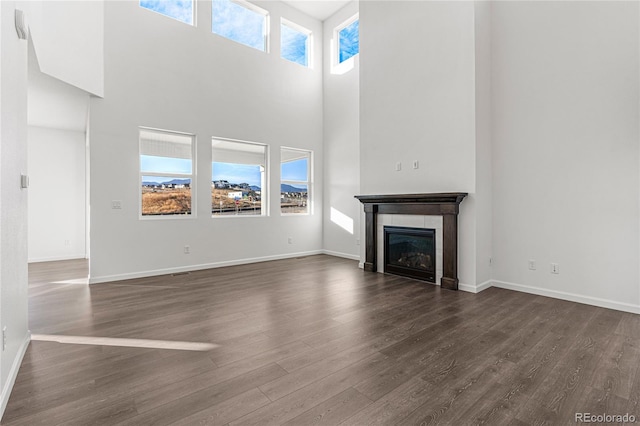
[
  {"xmin": 358, "ymin": 262, "xmax": 365, "ymax": 269},
  {"xmin": 492, "ymin": 280, "xmax": 640, "ymax": 314},
  {"xmin": 89, "ymin": 250, "xmax": 324, "ymax": 284},
  {"xmin": 29, "ymin": 254, "xmax": 86, "ymax": 263},
  {"xmin": 458, "ymin": 280, "xmax": 492, "ymax": 294},
  {"xmin": 321, "ymin": 250, "xmax": 360, "ymax": 261},
  {"xmin": 0, "ymin": 332, "xmax": 31, "ymax": 420}
]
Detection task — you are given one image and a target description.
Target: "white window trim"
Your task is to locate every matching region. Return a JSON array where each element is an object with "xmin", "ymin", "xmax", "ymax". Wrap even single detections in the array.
[
  {"xmin": 211, "ymin": 137, "xmax": 270, "ymax": 218},
  {"xmin": 332, "ymin": 13, "xmax": 359, "ymax": 75},
  {"xmin": 139, "ymin": 127, "xmax": 197, "ymax": 220},
  {"xmin": 280, "ymin": 147, "xmax": 313, "ymax": 216},
  {"xmin": 280, "ymin": 18, "xmax": 313, "ymax": 68}
]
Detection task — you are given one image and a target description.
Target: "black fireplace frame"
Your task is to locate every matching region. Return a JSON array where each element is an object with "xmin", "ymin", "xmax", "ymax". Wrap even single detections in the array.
[{"xmin": 384, "ymin": 226, "xmax": 436, "ymax": 283}]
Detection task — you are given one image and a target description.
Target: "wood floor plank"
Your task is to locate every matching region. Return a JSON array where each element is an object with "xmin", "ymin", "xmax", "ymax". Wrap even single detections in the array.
[{"xmin": 4, "ymin": 256, "xmax": 640, "ymax": 425}]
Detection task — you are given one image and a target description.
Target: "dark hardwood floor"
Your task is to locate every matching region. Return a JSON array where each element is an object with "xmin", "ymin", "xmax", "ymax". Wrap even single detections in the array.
[{"xmin": 3, "ymin": 255, "xmax": 640, "ymax": 425}]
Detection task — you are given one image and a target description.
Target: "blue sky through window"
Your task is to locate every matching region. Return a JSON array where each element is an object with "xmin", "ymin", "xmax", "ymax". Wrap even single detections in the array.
[
  {"xmin": 141, "ymin": 155, "xmax": 192, "ymax": 174},
  {"xmin": 281, "ymin": 158, "xmax": 308, "ymax": 183},
  {"xmin": 212, "ymin": 0, "xmax": 266, "ymax": 51},
  {"xmin": 139, "ymin": 0, "xmax": 193, "ymax": 25},
  {"xmin": 281, "ymin": 23, "xmax": 308, "ymax": 66},
  {"xmin": 213, "ymin": 162, "xmax": 262, "ymax": 187},
  {"xmin": 339, "ymin": 19, "xmax": 359, "ymax": 63}
]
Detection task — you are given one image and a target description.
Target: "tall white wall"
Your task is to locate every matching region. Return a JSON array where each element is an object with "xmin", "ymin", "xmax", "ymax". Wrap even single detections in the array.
[
  {"xmin": 89, "ymin": 1, "xmax": 324, "ymax": 281},
  {"xmin": 359, "ymin": 0, "xmax": 479, "ymax": 288},
  {"xmin": 0, "ymin": 0, "xmax": 30, "ymax": 417},
  {"xmin": 28, "ymin": 127, "xmax": 86, "ymax": 262},
  {"xmin": 322, "ymin": 2, "xmax": 360, "ymax": 260},
  {"xmin": 491, "ymin": 2, "xmax": 640, "ymax": 311},
  {"xmin": 474, "ymin": 1, "xmax": 492, "ymax": 286}
]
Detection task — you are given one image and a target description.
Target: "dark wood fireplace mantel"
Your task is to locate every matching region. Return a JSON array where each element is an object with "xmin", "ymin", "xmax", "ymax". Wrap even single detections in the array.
[{"xmin": 355, "ymin": 193, "xmax": 468, "ymax": 290}]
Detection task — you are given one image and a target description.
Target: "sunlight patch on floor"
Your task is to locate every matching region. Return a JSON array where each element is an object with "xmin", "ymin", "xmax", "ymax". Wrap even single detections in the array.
[
  {"xmin": 31, "ymin": 334, "xmax": 219, "ymax": 351},
  {"xmin": 51, "ymin": 277, "xmax": 90, "ymax": 285}
]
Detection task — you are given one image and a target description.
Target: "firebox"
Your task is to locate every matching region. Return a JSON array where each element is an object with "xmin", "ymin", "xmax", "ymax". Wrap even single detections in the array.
[{"xmin": 383, "ymin": 226, "xmax": 436, "ymax": 283}]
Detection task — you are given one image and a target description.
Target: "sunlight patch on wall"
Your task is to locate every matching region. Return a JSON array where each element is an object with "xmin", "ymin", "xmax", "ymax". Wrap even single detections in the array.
[{"xmin": 330, "ymin": 207, "xmax": 354, "ymax": 234}]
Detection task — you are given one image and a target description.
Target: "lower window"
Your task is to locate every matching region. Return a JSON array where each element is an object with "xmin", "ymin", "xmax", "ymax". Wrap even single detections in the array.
[
  {"xmin": 140, "ymin": 128, "xmax": 195, "ymax": 217},
  {"xmin": 281, "ymin": 147, "xmax": 311, "ymax": 214},
  {"xmin": 212, "ymin": 138, "xmax": 267, "ymax": 216}
]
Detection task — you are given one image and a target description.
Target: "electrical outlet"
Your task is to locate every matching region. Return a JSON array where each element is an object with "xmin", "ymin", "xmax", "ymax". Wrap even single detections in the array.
[
  {"xmin": 64, "ymin": 239, "xmax": 71, "ymax": 246},
  {"xmin": 111, "ymin": 200, "xmax": 122, "ymax": 210},
  {"xmin": 395, "ymin": 162, "xmax": 402, "ymax": 171},
  {"xmin": 551, "ymin": 263, "xmax": 559, "ymax": 274},
  {"xmin": 288, "ymin": 237, "xmax": 293, "ymax": 244},
  {"xmin": 356, "ymin": 239, "xmax": 360, "ymax": 246},
  {"xmin": 528, "ymin": 260, "xmax": 536, "ymax": 270},
  {"xmin": 184, "ymin": 245, "xmax": 190, "ymax": 254}
]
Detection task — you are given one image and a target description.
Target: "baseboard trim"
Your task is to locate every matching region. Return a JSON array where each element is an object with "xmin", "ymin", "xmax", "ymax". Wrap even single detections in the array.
[
  {"xmin": 0, "ymin": 332, "xmax": 31, "ymax": 420},
  {"xmin": 321, "ymin": 250, "xmax": 360, "ymax": 261},
  {"xmin": 458, "ymin": 280, "xmax": 492, "ymax": 294},
  {"xmin": 29, "ymin": 255, "xmax": 86, "ymax": 263},
  {"xmin": 89, "ymin": 251, "xmax": 325, "ymax": 284},
  {"xmin": 492, "ymin": 280, "xmax": 640, "ymax": 314}
]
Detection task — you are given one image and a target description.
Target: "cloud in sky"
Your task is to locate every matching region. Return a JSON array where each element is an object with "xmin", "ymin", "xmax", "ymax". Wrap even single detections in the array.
[
  {"xmin": 212, "ymin": 0, "xmax": 265, "ymax": 51},
  {"xmin": 281, "ymin": 24, "xmax": 308, "ymax": 66},
  {"xmin": 139, "ymin": 0, "xmax": 193, "ymax": 25},
  {"xmin": 339, "ymin": 19, "xmax": 359, "ymax": 63}
]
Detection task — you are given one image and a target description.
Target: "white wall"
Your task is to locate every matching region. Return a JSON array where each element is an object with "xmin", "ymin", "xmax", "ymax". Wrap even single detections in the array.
[
  {"xmin": 89, "ymin": 1, "xmax": 324, "ymax": 281},
  {"xmin": 359, "ymin": 0, "xmax": 479, "ymax": 288},
  {"xmin": 474, "ymin": 1, "xmax": 492, "ymax": 286},
  {"xmin": 0, "ymin": 0, "xmax": 30, "ymax": 418},
  {"xmin": 28, "ymin": 0, "xmax": 104, "ymax": 97},
  {"xmin": 322, "ymin": 2, "xmax": 360, "ymax": 260},
  {"xmin": 491, "ymin": 2, "xmax": 640, "ymax": 311},
  {"xmin": 28, "ymin": 127, "xmax": 86, "ymax": 262}
]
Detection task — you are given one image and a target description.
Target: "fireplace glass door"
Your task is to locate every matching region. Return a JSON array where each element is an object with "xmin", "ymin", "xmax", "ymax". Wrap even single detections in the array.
[{"xmin": 384, "ymin": 226, "xmax": 436, "ymax": 283}]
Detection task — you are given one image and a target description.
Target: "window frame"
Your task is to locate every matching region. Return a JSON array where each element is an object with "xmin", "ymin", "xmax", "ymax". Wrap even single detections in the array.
[
  {"xmin": 332, "ymin": 13, "xmax": 359, "ymax": 74},
  {"xmin": 211, "ymin": 0, "xmax": 270, "ymax": 53},
  {"xmin": 280, "ymin": 147, "xmax": 312, "ymax": 216},
  {"xmin": 139, "ymin": 127, "xmax": 196, "ymax": 220},
  {"xmin": 139, "ymin": 0, "xmax": 196, "ymax": 26},
  {"xmin": 211, "ymin": 137, "xmax": 269, "ymax": 218},
  {"xmin": 280, "ymin": 18, "xmax": 312, "ymax": 68}
]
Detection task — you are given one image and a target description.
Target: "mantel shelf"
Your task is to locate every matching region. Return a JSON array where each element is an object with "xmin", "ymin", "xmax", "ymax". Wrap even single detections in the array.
[{"xmin": 354, "ymin": 192, "xmax": 468, "ymax": 205}]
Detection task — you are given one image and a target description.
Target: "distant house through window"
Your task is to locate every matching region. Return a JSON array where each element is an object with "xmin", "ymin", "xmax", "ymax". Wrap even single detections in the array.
[
  {"xmin": 281, "ymin": 19, "xmax": 311, "ymax": 67},
  {"xmin": 140, "ymin": 128, "xmax": 195, "ymax": 217},
  {"xmin": 212, "ymin": 138, "xmax": 267, "ymax": 216},
  {"xmin": 212, "ymin": 0, "xmax": 269, "ymax": 52},
  {"xmin": 139, "ymin": 0, "xmax": 194, "ymax": 25},
  {"xmin": 281, "ymin": 147, "xmax": 311, "ymax": 215}
]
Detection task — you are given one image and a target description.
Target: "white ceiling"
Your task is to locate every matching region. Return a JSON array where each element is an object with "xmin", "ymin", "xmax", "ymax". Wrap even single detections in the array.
[{"xmin": 281, "ymin": 0, "xmax": 351, "ymax": 21}]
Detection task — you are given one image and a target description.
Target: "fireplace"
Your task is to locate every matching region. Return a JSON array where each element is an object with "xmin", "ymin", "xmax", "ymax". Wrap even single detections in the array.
[
  {"xmin": 355, "ymin": 193, "xmax": 467, "ymax": 290},
  {"xmin": 384, "ymin": 226, "xmax": 436, "ymax": 283}
]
